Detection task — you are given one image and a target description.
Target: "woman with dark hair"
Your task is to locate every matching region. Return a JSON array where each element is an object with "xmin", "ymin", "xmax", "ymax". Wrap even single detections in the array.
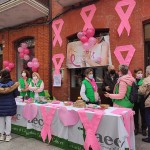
[
  {"xmin": 80, "ymin": 68, "xmax": 100, "ymax": 104},
  {"xmin": 18, "ymin": 69, "xmax": 31, "ymax": 97},
  {"xmin": 133, "ymin": 68, "xmax": 147, "ymax": 136},
  {"xmin": 0, "ymin": 69, "xmax": 19, "ymax": 142},
  {"xmin": 104, "ymin": 64, "xmax": 135, "ymax": 108}
]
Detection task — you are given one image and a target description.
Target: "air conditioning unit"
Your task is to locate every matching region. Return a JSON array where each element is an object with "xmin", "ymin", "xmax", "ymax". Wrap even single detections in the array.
[{"xmin": 56, "ymin": 0, "xmax": 84, "ymax": 7}]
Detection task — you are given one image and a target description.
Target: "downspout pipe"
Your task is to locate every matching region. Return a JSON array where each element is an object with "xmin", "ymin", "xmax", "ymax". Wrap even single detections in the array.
[{"xmin": 48, "ymin": 0, "xmax": 53, "ymax": 98}]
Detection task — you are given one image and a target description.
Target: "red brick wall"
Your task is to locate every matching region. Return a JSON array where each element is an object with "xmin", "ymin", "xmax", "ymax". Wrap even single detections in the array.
[
  {"xmin": 51, "ymin": 0, "xmax": 150, "ymax": 100},
  {"xmin": 0, "ymin": 25, "xmax": 50, "ymax": 90},
  {"xmin": 1, "ymin": 0, "xmax": 150, "ymax": 100}
]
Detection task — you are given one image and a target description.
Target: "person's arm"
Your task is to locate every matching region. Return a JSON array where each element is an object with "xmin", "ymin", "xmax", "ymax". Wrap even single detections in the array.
[
  {"xmin": 34, "ymin": 81, "xmax": 44, "ymax": 93},
  {"xmin": 80, "ymin": 84, "xmax": 89, "ymax": 102},
  {"xmin": 85, "ymin": 42, "xmax": 109, "ymax": 66},
  {"xmin": 138, "ymin": 81, "xmax": 147, "ymax": 95},
  {"xmin": 28, "ymin": 82, "xmax": 37, "ymax": 91},
  {"xmin": 18, "ymin": 85, "xmax": 21, "ymax": 92},
  {"xmin": 0, "ymin": 82, "xmax": 19, "ymax": 94},
  {"xmin": 108, "ymin": 81, "xmax": 127, "ymax": 99},
  {"xmin": 100, "ymin": 42, "xmax": 109, "ymax": 65}
]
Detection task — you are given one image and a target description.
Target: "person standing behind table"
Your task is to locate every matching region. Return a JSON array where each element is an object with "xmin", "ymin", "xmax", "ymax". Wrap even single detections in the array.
[
  {"xmin": 0, "ymin": 69, "xmax": 19, "ymax": 142},
  {"xmin": 133, "ymin": 68, "xmax": 147, "ymax": 136},
  {"xmin": 28, "ymin": 72, "xmax": 45, "ymax": 99},
  {"xmin": 80, "ymin": 68, "xmax": 101, "ymax": 104},
  {"xmin": 102, "ymin": 65, "xmax": 119, "ymax": 106},
  {"xmin": 18, "ymin": 70, "xmax": 31, "ymax": 98},
  {"xmin": 138, "ymin": 65, "xmax": 150, "ymax": 143},
  {"xmin": 104, "ymin": 64, "xmax": 135, "ymax": 108}
]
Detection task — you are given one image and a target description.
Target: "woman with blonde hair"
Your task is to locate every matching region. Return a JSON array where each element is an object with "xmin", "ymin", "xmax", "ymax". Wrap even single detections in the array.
[{"xmin": 28, "ymin": 72, "xmax": 45, "ymax": 99}]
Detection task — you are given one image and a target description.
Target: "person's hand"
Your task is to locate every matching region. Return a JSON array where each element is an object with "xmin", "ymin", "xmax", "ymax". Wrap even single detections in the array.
[
  {"xmin": 21, "ymin": 89, "xmax": 26, "ymax": 92},
  {"xmin": 105, "ymin": 86, "xmax": 110, "ymax": 91},
  {"xmin": 34, "ymin": 87, "xmax": 39, "ymax": 92},
  {"xmin": 84, "ymin": 51, "xmax": 91, "ymax": 61},
  {"xmin": 104, "ymin": 92, "xmax": 110, "ymax": 98}
]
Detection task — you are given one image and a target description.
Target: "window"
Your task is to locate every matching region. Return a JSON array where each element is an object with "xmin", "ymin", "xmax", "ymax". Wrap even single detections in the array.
[
  {"xmin": 15, "ymin": 37, "xmax": 35, "ymax": 80},
  {"xmin": 144, "ymin": 24, "xmax": 150, "ymax": 66}
]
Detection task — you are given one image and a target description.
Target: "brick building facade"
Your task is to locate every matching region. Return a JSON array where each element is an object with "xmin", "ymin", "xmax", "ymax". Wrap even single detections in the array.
[{"xmin": 0, "ymin": 0, "xmax": 150, "ymax": 101}]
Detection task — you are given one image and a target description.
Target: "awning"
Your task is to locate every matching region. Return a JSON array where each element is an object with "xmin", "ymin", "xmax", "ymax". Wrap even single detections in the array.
[
  {"xmin": 0, "ymin": 0, "xmax": 49, "ymax": 30},
  {"xmin": 56, "ymin": 0, "xmax": 84, "ymax": 7}
]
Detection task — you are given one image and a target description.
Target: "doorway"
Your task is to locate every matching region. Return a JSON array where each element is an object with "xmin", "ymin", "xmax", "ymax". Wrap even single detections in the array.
[
  {"xmin": 70, "ymin": 67, "xmax": 107, "ymax": 101},
  {"xmin": 144, "ymin": 24, "xmax": 150, "ymax": 66}
]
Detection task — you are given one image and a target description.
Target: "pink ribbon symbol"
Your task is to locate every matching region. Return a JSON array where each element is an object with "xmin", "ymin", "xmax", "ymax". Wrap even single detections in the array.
[
  {"xmin": 80, "ymin": 4, "xmax": 96, "ymax": 31},
  {"xmin": 115, "ymin": 0, "xmax": 136, "ymax": 36},
  {"xmin": 111, "ymin": 108, "xmax": 134, "ymax": 149},
  {"xmin": 70, "ymin": 54, "xmax": 81, "ymax": 68},
  {"xmin": 52, "ymin": 54, "xmax": 64, "ymax": 74},
  {"xmin": 40, "ymin": 106, "xmax": 56, "ymax": 143},
  {"xmin": 78, "ymin": 110, "xmax": 104, "ymax": 150},
  {"xmin": 114, "ymin": 45, "xmax": 135, "ymax": 74},
  {"xmin": 52, "ymin": 19, "xmax": 64, "ymax": 47}
]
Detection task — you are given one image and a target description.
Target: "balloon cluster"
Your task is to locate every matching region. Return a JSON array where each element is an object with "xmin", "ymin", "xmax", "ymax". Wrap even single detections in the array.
[
  {"xmin": 77, "ymin": 28, "xmax": 97, "ymax": 51},
  {"xmin": 18, "ymin": 43, "xmax": 30, "ymax": 61},
  {"xmin": 27, "ymin": 58, "xmax": 40, "ymax": 72},
  {"xmin": 3, "ymin": 61, "xmax": 15, "ymax": 71}
]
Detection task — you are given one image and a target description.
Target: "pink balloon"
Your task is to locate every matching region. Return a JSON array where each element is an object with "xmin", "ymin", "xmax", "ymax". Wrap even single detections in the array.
[
  {"xmin": 18, "ymin": 47, "xmax": 23, "ymax": 53},
  {"xmin": 24, "ymin": 48, "xmax": 30, "ymax": 55},
  {"xmin": 80, "ymin": 36, "xmax": 88, "ymax": 43},
  {"xmin": 32, "ymin": 67, "xmax": 38, "ymax": 72},
  {"xmin": 33, "ymin": 62, "xmax": 39, "ymax": 68},
  {"xmin": 3, "ymin": 61, "xmax": 9, "ymax": 67},
  {"xmin": 32, "ymin": 58, "xmax": 38, "ymax": 62},
  {"xmin": 83, "ymin": 42, "xmax": 90, "ymax": 50},
  {"xmin": 24, "ymin": 55, "xmax": 30, "ymax": 61},
  {"xmin": 88, "ymin": 37, "xmax": 97, "ymax": 46},
  {"xmin": 86, "ymin": 28, "xmax": 95, "ymax": 38},
  {"xmin": 27, "ymin": 62, "xmax": 33, "ymax": 68},
  {"xmin": 8, "ymin": 63, "xmax": 14, "ymax": 69},
  {"xmin": 5, "ymin": 67, "xmax": 11, "ymax": 71},
  {"xmin": 77, "ymin": 32, "xmax": 84, "ymax": 39},
  {"xmin": 21, "ymin": 43, "xmax": 27, "ymax": 48},
  {"xmin": 19, "ymin": 52, "xmax": 24, "ymax": 58}
]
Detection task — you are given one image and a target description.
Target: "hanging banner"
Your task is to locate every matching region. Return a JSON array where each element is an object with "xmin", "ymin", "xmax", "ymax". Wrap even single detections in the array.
[{"xmin": 67, "ymin": 34, "xmax": 112, "ymax": 68}]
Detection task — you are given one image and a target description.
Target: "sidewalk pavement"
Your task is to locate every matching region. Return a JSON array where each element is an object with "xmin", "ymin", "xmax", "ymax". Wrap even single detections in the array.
[{"xmin": 0, "ymin": 133, "xmax": 149, "ymax": 150}]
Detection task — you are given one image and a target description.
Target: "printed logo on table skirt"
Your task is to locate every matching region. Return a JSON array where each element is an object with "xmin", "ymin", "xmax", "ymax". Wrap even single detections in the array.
[
  {"xmin": 78, "ymin": 127, "xmax": 125, "ymax": 149},
  {"xmin": 28, "ymin": 118, "xmax": 44, "ymax": 130}
]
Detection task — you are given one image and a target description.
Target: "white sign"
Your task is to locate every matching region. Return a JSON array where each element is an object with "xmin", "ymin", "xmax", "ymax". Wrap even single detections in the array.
[{"xmin": 53, "ymin": 74, "xmax": 62, "ymax": 87}]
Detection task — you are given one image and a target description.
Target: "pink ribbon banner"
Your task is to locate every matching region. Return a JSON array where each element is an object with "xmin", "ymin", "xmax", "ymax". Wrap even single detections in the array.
[
  {"xmin": 111, "ymin": 108, "xmax": 134, "ymax": 149},
  {"xmin": 115, "ymin": 0, "xmax": 136, "ymax": 36},
  {"xmin": 40, "ymin": 106, "xmax": 56, "ymax": 143},
  {"xmin": 52, "ymin": 19, "xmax": 64, "ymax": 47},
  {"xmin": 80, "ymin": 4, "xmax": 96, "ymax": 31},
  {"xmin": 114, "ymin": 45, "xmax": 135, "ymax": 74},
  {"xmin": 52, "ymin": 54, "xmax": 64, "ymax": 74},
  {"xmin": 78, "ymin": 110, "xmax": 104, "ymax": 150}
]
